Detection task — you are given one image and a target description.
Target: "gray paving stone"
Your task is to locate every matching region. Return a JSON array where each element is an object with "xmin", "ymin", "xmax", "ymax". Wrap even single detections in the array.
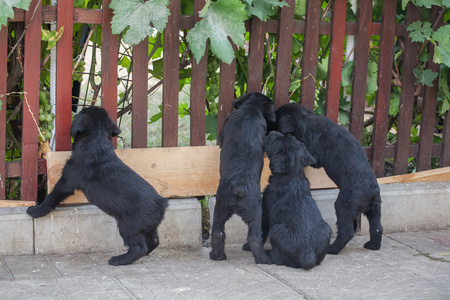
[{"xmin": 0, "ymin": 207, "xmax": 34, "ymax": 255}]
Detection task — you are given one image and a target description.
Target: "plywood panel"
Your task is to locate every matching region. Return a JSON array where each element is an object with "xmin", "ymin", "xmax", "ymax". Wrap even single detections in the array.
[
  {"xmin": 46, "ymin": 146, "xmax": 337, "ymax": 204},
  {"xmin": 377, "ymin": 167, "xmax": 450, "ymax": 185}
]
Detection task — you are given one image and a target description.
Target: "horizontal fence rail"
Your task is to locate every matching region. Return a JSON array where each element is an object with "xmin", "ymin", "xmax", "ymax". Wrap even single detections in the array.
[{"xmin": 1, "ymin": 0, "xmax": 449, "ymax": 201}]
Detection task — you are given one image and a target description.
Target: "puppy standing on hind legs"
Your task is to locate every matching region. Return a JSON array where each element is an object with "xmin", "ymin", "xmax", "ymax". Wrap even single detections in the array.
[
  {"xmin": 276, "ymin": 103, "xmax": 383, "ymax": 255},
  {"xmin": 262, "ymin": 131, "xmax": 331, "ymax": 269},
  {"xmin": 209, "ymin": 92, "xmax": 275, "ymax": 264},
  {"xmin": 27, "ymin": 106, "xmax": 168, "ymax": 266}
]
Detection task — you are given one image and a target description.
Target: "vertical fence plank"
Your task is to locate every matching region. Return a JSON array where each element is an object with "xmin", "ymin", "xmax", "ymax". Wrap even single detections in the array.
[
  {"xmin": 190, "ymin": 0, "xmax": 207, "ymax": 146},
  {"xmin": 0, "ymin": 27, "xmax": 6, "ymax": 199},
  {"xmin": 371, "ymin": 1, "xmax": 397, "ymax": 177},
  {"xmin": 442, "ymin": 108, "xmax": 450, "ymax": 167},
  {"xmin": 247, "ymin": 16, "xmax": 265, "ymax": 94},
  {"xmin": 22, "ymin": 0, "xmax": 42, "ymax": 201},
  {"xmin": 416, "ymin": 6, "xmax": 443, "ymax": 172},
  {"xmin": 300, "ymin": 0, "xmax": 320, "ymax": 110},
  {"xmin": 349, "ymin": 0, "xmax": 372, "ymax": 142},
  {"xmin": 393, "ymin": 3, "xmax": 421, "ymax": 175},
  {"xmin": 101, "ymin": 0, "xmax": 118, "ymax": 143},
  {"xmin": 132, "ymin": 38, "xmax": 149, "ymax": 148},
  {"xmin": 273, "ymin": 0, "xmax": 295, "ymax": 109},
  {"xmin": 54, "ymin": 0, "xmax": 73, "ymax": 151},
  {"xmin": 325, "ymin": 0, "xmax": 346, "ymax": 123},
  {"xmin": 217, "ymin": 43, "xmax": 236, "ymax": 135},
  {"xmin": 162, "ymin": 0, "xmax": 180, "ymax": 147}
]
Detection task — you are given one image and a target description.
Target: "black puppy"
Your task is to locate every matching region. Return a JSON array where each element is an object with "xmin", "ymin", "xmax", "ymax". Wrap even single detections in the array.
[
  {"xmin": 27, "ymin": 106, "xmax": 168, "ymax": 266},
  {"xmin": 276, "ymin": 103, "xmax": 383, "ymax": 254},
  {"xmin": 262, "ymin": 131, "xmax": 331, "ymax": 269},
  {"xmin": 209, "ymin": 92, "xmax": 275, "ymax": 264}
]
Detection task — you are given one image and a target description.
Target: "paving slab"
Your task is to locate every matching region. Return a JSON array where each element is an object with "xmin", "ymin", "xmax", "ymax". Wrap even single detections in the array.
[{"xmin": 0, "ymin": 229, "xmax": 449, "ymax": 299}]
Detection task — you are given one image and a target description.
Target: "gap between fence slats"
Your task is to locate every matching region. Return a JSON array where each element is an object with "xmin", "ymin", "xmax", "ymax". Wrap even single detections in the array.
[
  {"xmin": 273, "ymin": 0, "xmax": 295, "ymax": 109},
  {"xmin": 371, "ymin": 0, "xmax": 397, "ymax": 177},
  {"xmin": 325, "ymin": 0, "xmax": 346, "ymax": 123},
  {"xmin": 162, "ymin": 0, "xmax": 180, "ymax": 147},
  {"xmin": 132, "ymin": 38, "xmax": 149, "ymax": 148},
  {"xmin": 101, "ymin": 0, "xmax": 118, "ymax": 147},
  {"xmin": 21, "ymin": 0, "xmax": 42, "ymax": 201},
  {"xmin": 349, "ymin": 0, "xmax": 373, "ymax": 143},
  {"xmin": 393, "ymin": 3, "xmax": 421, "ymax": 175},
  {"xmin": 417, "ymin": 6, "xmax": 443, "ymax": 172},
  {"xmin": 54, "ymin": 0, "xmax": 74, "ymax": 151},
  {"xmin": 247, "ymin": 17, "xmax": 265, "ymax": 94},
  {"xmin": 300, "ymin": 0, "xmax": 321, "ymax": 110},
  {"xmin": 0, "ymin": 27, "xmax": 7, "ymax": 199},
  {"xmin": 217, "ymin": 42, "xmax": 236, "ymax": 135},
  {"xmin": 189, "ymin": 0, "xmax": 207, "ymax": 146}
]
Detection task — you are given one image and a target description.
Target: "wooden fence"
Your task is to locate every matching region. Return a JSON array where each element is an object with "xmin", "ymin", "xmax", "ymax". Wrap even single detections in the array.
[{"xmin": 1, "ymin": 0, "xmax": 449, "ymax": 201}]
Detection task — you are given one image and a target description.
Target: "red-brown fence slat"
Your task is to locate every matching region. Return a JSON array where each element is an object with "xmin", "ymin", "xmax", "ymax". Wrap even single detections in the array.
[
  {"xmin": 132, "ymin": 38, "xmax": 149, "ymax": 148},
  {"xmin": 325, "ymin": 0, "xmax": 346, "ymax": 123},
  {"xmin": 393, "ymin": 3, "xmax": 421, "ymax": 175},
  {"xmin": 190, "ymin": 0, "xmax": 207, "ymax": 146},
  {"xmin": 273, "ymin": 0, "xmax": 295, "ymax": 109},
  {"xmin": 247, "ymin": 16, "xmax": 265, "ymax": 94},
  {"xmin": 101, "ymin": 0, "xmax": 118, "ymax": 147},
  {"xmin": 416, "ymin": 6, "xmax": 443, "ymax": 172},
  {"xmin": 371, "ymin": 0, "xmax": 397, "ymax": 177},
  {"xmin": 162, "ymin": 0, "xmax": 180, "ymax": 147},
  {"xmin": 21, "ymin": 0, "xmax": 42, "ymax": 201},
  {"xmin": 300, "ymin": 0, "xmax": 320, "ymax": 110},
  {"xmin": 0, "ymin": 26, "xmax": 7, "ymax": 199},
  {"xmin": 442, "ymin": 108, "xmax": 450, "ymax": 167},
  {"xmin": 54, "ymin": 0, "xmax": 73, "ymax": 151},
  {"xmin": 349, "ymin": 0, "xmax": 373, "ymax": 143},
  {"xmin": 217, "ymin": 42, "xmax": 236, "ymax": 135}
]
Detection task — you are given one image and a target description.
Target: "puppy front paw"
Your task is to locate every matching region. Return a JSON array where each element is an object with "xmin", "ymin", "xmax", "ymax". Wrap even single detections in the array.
[
  {"xmin": 363, "ymin": 240, "xmax": 381, "ymax": 250},
  {"xmin": 327, "ymin": 244, "xmax": 342, "ymax": 255},
  {"xmin": 26, "ymin": 205, "xmax": 51, "ymax": 218},
  {"xmin": 242, "ymin": 242, "xmax": 251, "ymax": 251},
  {"xmin": 209, "ymin": 250, "xmax": 227, "ymax": 261},
  {"xmin": 255, "ymin": 255, "xmax": 272, "ymax": 265}
]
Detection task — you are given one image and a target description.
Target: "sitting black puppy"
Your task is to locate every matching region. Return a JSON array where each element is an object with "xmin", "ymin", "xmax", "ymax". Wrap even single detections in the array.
[
  {"xmin": 262, "ymin": 131, "xmax": 332, "ymax": 269},
  {"xmin": 27, "ymin": 106, "xmax": 168, "ymax": 266},
  {"xmin": 209, "ymin": 92, "xmax": 275, "ymax": 264},
  {"xmin": 276, "ymin": 103, "xmax": 383, "ymax": 254}
]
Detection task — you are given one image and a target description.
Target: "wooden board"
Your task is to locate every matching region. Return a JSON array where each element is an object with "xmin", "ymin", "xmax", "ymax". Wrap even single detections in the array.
[
  {"xmin": 377, "ymin": 167, "xmax": 450, "ymax": 185},
  {"xmin": 46, "ymin": 146, "xmax": 337, "ymax": 204},
  {"xmin": 0, "ymin": 200, "xmax": 35, "ymax": 207}
]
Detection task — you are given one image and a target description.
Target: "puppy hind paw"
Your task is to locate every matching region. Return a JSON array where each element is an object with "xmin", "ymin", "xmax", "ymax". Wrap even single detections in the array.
[
  {"xmin": 327, "ymin": 244, "xmax": 342, "ymax": 255},
  {"xmin": 209, "ymin": 250, "xmax": 227, "ymax": 261},
  {"xmin": 255, "ymin": 255, "xmax": 272, "ymax": 265},
  {"xmin": 242, "ymin": 242, "xmax": 251, "ymax": 251},
  {"xmin": 363, "ymin": 241, "xmax": 381, "ymax": 250}
]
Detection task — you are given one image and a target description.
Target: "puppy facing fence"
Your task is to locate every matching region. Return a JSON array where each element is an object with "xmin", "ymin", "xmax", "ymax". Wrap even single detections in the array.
[
  {"xmin": 209, "ymin": 92, "xmax": 275, "ymax": 264},
  {"xmin": 27, "ymin": 106, "xmax": 168, "ymax": 266},
  {"xmin": 262, "ymin": 131, "xmax": 332, "ymax": 269},
  {"xmin": 276, "ymin": 103, "xmax": 383, "ymax": 255}
]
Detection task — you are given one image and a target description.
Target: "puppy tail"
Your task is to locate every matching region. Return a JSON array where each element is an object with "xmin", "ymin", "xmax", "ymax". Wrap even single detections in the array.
[{"xmin": 231, "ymin": 182, "xmax": 248, "ymax": 199}]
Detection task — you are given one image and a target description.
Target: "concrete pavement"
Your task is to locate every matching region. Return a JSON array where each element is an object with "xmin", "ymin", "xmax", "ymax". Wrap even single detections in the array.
[{"xmin": 1, "ymin": 229, "xmax": 449, "ymax": 299}]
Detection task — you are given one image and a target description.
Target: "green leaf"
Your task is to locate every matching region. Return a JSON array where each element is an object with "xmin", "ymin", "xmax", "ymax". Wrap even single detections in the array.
[
  {"xmin": 366, "ymin": 61, "xmax": 378, "ymax": 96},
  {"xmin": 414, "ymin": 0, "xmax": 442, "ymax": 8},
  {"xmin": 413, "ymin": 68, "xmax": 438, "ymax": 87},
  {"xmin": 186, "ymin": 0, "xmax": 247, "ymax": 64},
  {"xmin": 245, "ymin": 0, "xmax": 287, "ymax": 21},
  {"xmin": 206, "ymin": 112, "xmax": 218, "ymax": 141},
  {"xmin": 389, "ymin": 92, "xmax": 400, "ymax": 117},
  {"xmin": 148, "ymin": 105, "xmax": 162, "ymax": 124},
  {"xmin": 294, "ymin": 0, "xmax": 306, "ymax": 18},
  {"xmin": 438, "ymin": 68, "xmax": 450, "ymax": 115},
  {"xmin": 109, "ymin": 0, "xmax": 170, "ymax": 45},
  {"xmin": 407, "ymin": 21, "xmax": 432, "ymax": 43},
  {"xmin": 0, "ymin": 98, "xmax": 3, "ymax": 111},
  {"xmin": 41, "ymin": 26, "xmax": 65, "ymax": 50},
  {"xmin": 401, "ymin": 0, "xmax": 409, "ymax": 10},
  {"xmin": 431, "ymin": 25, "xmax": 450, "ymax": 67},
  {"xmin": 341, "ymin": 61, "xmax": 354, "ymax": 88},
  {"xmin": 0, "ymin": 0, "xmax": 31, "ymax": 28},
  {"xmin": 443, "ymin": 0, "xmax": 450, "ymax": 5}
]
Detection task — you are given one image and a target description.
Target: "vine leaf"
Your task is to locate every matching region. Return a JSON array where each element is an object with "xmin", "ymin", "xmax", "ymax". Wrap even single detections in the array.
[
  {"xmin": 186, "ymin": 0, "xmax": 247, "ymax": 64},
  {"xmin": 0, "ymin": 0, "xmax": 31, "ymax": 28},
  {"xmin": 244, "ymin": 0, "xmax": 287, "ymax": 21},
  {"xmin": 431, "ymin": 25, "xmax": 450, "ymax": 67},
  {"xmin": 413, "ymin": 68, "xmax": 438, "ymax": 87},
  {"xmin": 413, "ymin": 0, "xmax": 442, "ymax": 8},
  {"xmin": 407, "ymin": 21, "xmax": 432, "ymax": 43},
  {"xmin": 109, "ymin": 0, "xmax": 170, "ymax": 45}
]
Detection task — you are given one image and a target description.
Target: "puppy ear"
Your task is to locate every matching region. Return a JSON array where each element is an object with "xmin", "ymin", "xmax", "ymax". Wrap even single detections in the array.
[
  {"xmin": 70, "ymin": 113, "xmax": 91, "ymax": 138},
  {"xmin": 303, "ymin": 151, "xmax": 316, "ymax": 167},
  {"xmin": 277, "ymin": 115, "xmax": 296, "ymax": 134},
  {"xmin": 111, "ymin": 123, "xmax": 121, "ymax": 137}
]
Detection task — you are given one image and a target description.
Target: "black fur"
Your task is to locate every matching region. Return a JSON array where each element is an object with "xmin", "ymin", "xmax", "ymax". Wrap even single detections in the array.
[
  {"xmin": 262, "ymin": 131, "xmax": 331, "ymax": 269},
  {"xmin": 276, "ymin": 103, "xmax": 383, "ymax": 254},
  {"xmin": 27, "ymin": 106, "xmax": 168, "ymax": 265},
  {"xmin": 209, "ymin": 92, "xmax": 275, "ymax": 264}
]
